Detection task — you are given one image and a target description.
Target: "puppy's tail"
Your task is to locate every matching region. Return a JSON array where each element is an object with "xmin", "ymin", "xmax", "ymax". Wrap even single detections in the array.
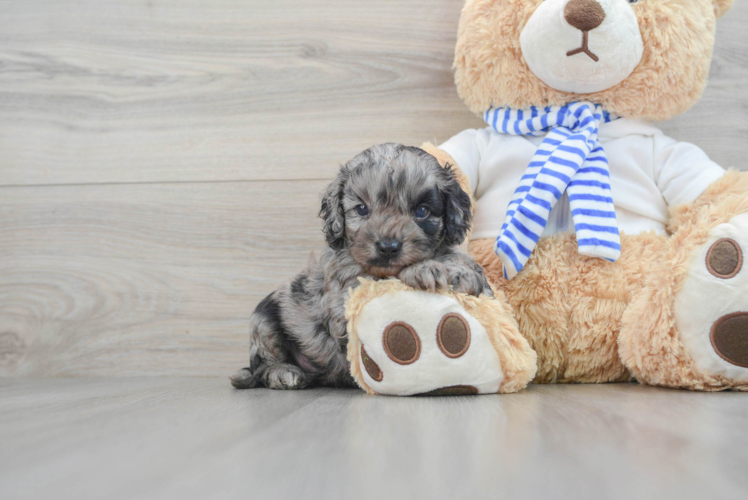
[{"xmin": 230, "ymin": 367, "xmax": 259, "ymax": 389}]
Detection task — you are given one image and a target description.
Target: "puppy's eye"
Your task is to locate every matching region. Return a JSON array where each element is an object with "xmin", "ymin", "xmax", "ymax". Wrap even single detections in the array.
[
  {"xmin": 415, "ymin": 206, "xmax": 431, "ymax": 219},
  {"xmin": 627, "ymin": 0, "xmax": 640, "ymax": 4},
  {"xmin": 356, "ymin": 204, "xmax": 369, "ymax": 217}
]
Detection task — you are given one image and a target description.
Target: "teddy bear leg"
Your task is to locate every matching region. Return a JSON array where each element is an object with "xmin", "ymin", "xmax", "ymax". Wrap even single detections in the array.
[
  {"xmin": 471, "ymin": 234, "xmax": 663, "ymax": 384},
  {"xmin": 345, "ymin": 279, "xmax": 537, "ymax": 396},
  {"xmin": 619, "ymin": 171, "xmax": 748, "ymax": 390}
]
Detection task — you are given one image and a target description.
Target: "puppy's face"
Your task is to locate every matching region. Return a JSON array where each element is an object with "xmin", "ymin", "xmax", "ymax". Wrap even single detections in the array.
[{"xmin": 320, "ymin": 144, "xmax": 472, "ymax": 278}]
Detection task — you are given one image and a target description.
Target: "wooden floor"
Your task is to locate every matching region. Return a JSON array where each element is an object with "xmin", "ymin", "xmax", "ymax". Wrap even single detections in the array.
[{"xmin": 1, "ymin": 379, "xmax": 748, "ymax": 500}]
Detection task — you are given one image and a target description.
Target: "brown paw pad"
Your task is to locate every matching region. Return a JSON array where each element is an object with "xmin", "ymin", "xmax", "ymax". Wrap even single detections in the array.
[
  {"xmin": 711, "ymin": 312, "xmax": 748, "ymax": 368},
  {"xmin": 415, "ymin": 385, "xmax": 479, "ymax": 397},
  {"xmin": 383, "ymin": 321, "xmax": 421, "ymax": 365},
  {"xmin": 361, "ymin": 345, "xmax": 383, "ymax": 382},
  {"xmin": 707, "ymin": 238, "xmax": 743, "ymax": 279},
  {"xmin": 436, "ymin": 313, "xmax": 471, "ymax": 358}
]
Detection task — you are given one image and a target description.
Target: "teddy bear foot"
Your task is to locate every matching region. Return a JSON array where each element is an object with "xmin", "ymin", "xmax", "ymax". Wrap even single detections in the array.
[
  {"xmin": 674, "ymin": 213, "xmax": 748, "ymax": 383},
  {"xmin": 357, "ymin": 307, "xmax": 502, "ymax": 396},
  {"xmin": 345, "ymin": 279, "xmax": 537, "ymax": 396}
]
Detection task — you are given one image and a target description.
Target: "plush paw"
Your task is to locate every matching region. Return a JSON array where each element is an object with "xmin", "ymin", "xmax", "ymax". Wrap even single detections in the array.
[
  {"xmin": 397, "ymin": 261, "xmax": 450, "ymax": 292},
  {"xmin": 353, "ymin": 291, "xmax": 503, "ymax": 395},
  {"xmin": 346, "ymin": 279, "xmax": 537, "ymax": 396},
  {"xmin": 674, "ymin": 213, "xmax": 748, "ymax": 381}
]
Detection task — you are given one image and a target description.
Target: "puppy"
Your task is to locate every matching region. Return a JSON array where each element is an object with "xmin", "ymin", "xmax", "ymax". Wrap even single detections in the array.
[{"xmin": 231, "ymin": 143, "xmax": 493, "ymax": 390}]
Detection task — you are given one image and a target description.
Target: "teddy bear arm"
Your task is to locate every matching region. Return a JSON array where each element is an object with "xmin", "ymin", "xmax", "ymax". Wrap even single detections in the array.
[
  {"xmin": 420, "ymin": 142, "xmax": 474, "ymax": 200},
  {"xmin": 667, "ymin": 170, "xmax": 748, "ymax": 235}
]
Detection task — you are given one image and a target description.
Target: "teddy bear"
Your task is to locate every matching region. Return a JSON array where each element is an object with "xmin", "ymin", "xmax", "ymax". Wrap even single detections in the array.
[{"xmin": 344, "ymin": 0, "xmax": 748, "ymax": 395}]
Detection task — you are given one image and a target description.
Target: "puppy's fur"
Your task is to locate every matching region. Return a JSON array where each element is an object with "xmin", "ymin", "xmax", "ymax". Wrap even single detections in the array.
[{"xmin": 231, "ymin": 144, "xmax": 492, "ymax": 390}]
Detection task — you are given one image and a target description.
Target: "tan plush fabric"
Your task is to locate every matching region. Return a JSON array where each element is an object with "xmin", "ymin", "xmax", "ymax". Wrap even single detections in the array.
[
  {"xmin": 470, "ymin": 231, "xmax": 667, "ymax": 384},
  {"xmin": 668, "ymin": 170, "xmax": 748, "ymax": 235},
  {"xmin": 345, "ymin": 278, "xmax": 537, "ymax": 394},
  {"xmin": 463, "ymin": 171, "xmax": 748, "ymax": 390},
  {"xmin": 454, "ymin": 0, "xmax": 729, "ymax": 121},
  {"xmin": 714, "ymin": 0, "xmax": 735, "ymax": 18},
  {"xmin": 619, "ymin": 170, "xmax": 748, "ymax": 391},
  {"xmin": 439, "ymin": 0, "xmax": 746, "ymax": 391}
]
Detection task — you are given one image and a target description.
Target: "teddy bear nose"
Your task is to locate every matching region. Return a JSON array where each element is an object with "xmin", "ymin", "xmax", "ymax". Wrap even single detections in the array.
[{"xmin": 564, "ymin": 0, "xmax": 606, "ymax": 32}]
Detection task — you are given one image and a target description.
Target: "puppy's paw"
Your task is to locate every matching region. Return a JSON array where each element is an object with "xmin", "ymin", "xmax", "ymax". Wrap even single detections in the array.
[
  {"xmin": 263, "ymin": 363, "xmax": 310, "ymax": 390},
  {"xmin": 449, "ymin": 268, "xmax": 492, "ymax": 297},
  {"xmin": 230, "ymin": 367, "xmax": 259, "ymax": 389},
  {"xmin": 398, "ymin": 261, "xmax": 450, "ymax": 292}
]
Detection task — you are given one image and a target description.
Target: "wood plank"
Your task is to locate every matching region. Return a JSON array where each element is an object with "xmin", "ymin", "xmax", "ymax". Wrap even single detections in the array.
[
  {"xmin": 659, "ymin": 5, "xmax": 748, "ymax": 169},
  {"xmin": 1, "ymin": 1, "xmax": 746, "ymax": 187},
  {"xmin": 0, "ymin": 0, "xmax": 483, "ymax": 186},
  {"xmin": 0, "ymin": 180, "xmax": 329, "ymax": 376},
  {"xmin": 1, "ymin": 379, "xmax": 747, "ymax": 500}
]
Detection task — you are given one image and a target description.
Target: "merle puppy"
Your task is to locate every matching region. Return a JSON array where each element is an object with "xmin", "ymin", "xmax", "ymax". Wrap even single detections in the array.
[{"xmin": 231, "ymin": 143, "xmax": 492, "ymax": 390}]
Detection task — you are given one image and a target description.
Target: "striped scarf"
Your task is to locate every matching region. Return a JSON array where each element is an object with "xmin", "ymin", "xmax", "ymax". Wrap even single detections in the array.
[{"xmin": 484, "ymin": 102, "xmax": 621, "ymax": 279}]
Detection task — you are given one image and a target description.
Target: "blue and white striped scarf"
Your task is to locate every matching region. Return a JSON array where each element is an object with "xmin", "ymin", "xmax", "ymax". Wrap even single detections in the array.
[{"xmin": 484, "ymin": 102, "xmax": 621, "ymax": 279}]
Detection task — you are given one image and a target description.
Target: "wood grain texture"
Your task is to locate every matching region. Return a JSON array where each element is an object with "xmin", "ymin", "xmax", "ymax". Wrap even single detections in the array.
[
  {"xmin": 0, "ymin": 181, "xmax": 328, "ymax": 376},
  {"xmin": 0, "ymin": 0, "xmax": 482, "ymax": 186},
  {"xmin": 0, "ymin": 1, "xmax": 747, "ymax": 377},
  {"xmin": 1, "ymin": 379, "xmax": 748, "ymax": 500},
  {"xmin": 0, "ymin": 1, "xmax": 746, "ymax": 187},
  {"xmin": 659, "ymin": 4, "xmax": 748, "ymax": 169}
]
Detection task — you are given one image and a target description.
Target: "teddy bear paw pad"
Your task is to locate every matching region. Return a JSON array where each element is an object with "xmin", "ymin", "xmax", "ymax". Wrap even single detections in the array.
[
  {"xmin": 383, "ymin": 322, "xmax": 421, "ymax": 364},
  {"xmin": 674, "ymin": 213, "xmax": 748, "ymax": 380},
  {"xmin": 353, "ymin": 290, "xmax": 504, "ymax": 396},
  {"xmin": 437, "ymin": 313, "xmax": 471, "ymax": 358}
]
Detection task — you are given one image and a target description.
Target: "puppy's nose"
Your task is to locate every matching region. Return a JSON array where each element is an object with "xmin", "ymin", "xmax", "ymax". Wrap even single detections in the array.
[
  {"xmin": 564, "ymin": 0, "xmax": 606, "ymax": 32},
  {"xmin": 376, "ymin": 238, "xmax": 402, "ymax": 258}
]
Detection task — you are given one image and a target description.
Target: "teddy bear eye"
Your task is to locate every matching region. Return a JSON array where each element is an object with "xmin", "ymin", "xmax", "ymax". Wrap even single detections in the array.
[{"xmin": 356, "ymin": 204, "xmax": 369, "ymax": 217}]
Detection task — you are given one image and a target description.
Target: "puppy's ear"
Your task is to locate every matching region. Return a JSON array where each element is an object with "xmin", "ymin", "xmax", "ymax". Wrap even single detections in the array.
[
  {"xmin": 439, "ymin": 166, "xmax": 472, "ymax": 246},
  {"xmin": 319, "ymin": 167, "xmax": 349, "ymax": 250}
]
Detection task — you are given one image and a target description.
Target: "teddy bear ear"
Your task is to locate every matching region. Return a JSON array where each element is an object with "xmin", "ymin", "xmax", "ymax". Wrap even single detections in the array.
[{"xmin": 713, "ymin": 0, "xmax": 734, "ymax": 18}]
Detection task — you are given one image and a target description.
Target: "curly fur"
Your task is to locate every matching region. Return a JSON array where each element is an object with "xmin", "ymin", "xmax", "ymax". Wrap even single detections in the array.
[{"xmin": 231, "ymin": 143, "xmax": 491, "ymax": 390}]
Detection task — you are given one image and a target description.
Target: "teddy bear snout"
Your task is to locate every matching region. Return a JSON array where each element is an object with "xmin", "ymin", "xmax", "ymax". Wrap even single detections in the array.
[
  {"xmin": 518, "ymin": 0, "xmax": 644, "ymax": 94},
  {"xmin": 564, "ymin": 0, "xmax": 606, "ymax": 33}
]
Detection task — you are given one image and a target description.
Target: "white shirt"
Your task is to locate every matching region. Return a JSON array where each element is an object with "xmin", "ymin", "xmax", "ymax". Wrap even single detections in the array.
[{"xmin": 439, "ymin": 118, "xmax": 726, "ymax": 240}]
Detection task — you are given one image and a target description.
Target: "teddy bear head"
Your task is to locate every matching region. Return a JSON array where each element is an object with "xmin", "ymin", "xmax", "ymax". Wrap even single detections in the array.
[{"xmin": 454, "ymin": 0, "xmax": 733, "ymax": 121}]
